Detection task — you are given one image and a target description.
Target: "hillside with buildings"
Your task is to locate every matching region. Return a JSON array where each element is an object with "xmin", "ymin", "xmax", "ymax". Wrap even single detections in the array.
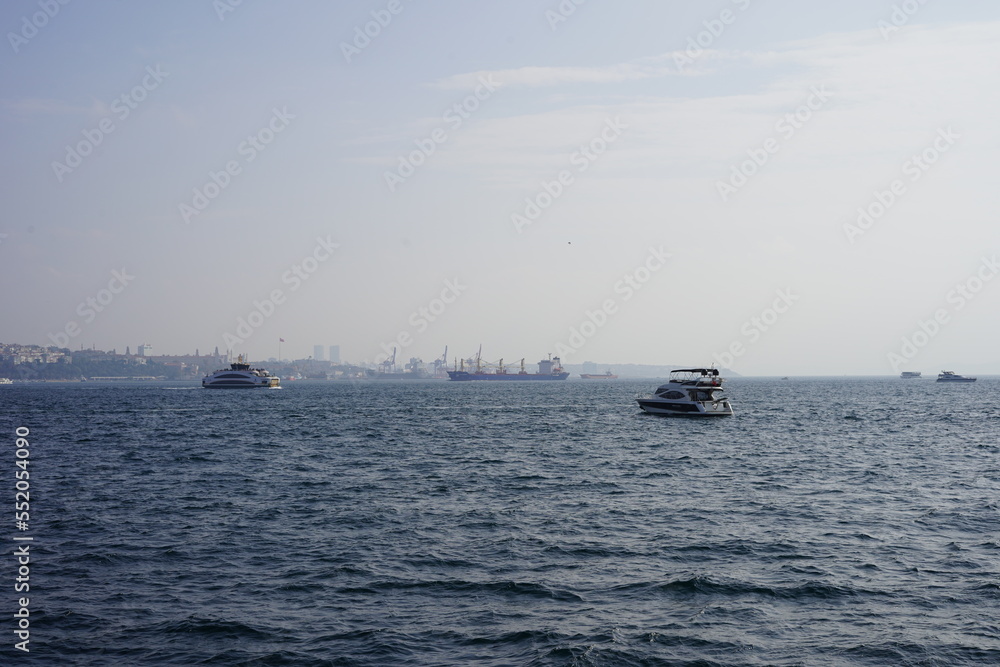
[{"xmin": 0, "ymin": 343, "xmax": 227, "ymax": 381}]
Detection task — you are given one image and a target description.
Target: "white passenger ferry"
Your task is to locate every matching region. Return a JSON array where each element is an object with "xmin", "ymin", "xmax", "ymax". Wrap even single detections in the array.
[{"xmin": 202, "ymin": 356, "xmax": 281, "ymax": 388}]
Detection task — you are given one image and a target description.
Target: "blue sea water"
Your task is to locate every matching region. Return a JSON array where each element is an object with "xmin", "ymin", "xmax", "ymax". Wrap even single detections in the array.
[{"xmin": 3, "ymin": 377, "xmax": 1000, "ymax": 665}]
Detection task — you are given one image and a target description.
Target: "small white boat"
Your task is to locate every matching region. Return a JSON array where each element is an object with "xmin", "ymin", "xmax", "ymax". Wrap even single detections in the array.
[
  {"xmin": 637, "ymin": 368, "xmax": 733, "ymax": 416},
  {"xmin": 0, "ymin": 378, "xmax": 13, "ymax": 385},
  {"xmin": 936, "ymin": 370, "xmax": 976, "ymax": 383},
  {"xmin": 202, "ymin": 355, "xmax": 281, "ymax": 388}
]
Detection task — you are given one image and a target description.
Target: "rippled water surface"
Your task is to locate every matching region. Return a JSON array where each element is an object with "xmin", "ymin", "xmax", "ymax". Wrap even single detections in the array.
[{"xmin": 4, "ymin": 377, "xmax": 1000, "ymax": 665}]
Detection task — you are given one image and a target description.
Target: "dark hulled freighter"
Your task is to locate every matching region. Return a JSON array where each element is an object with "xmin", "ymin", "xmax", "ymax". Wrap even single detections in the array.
[{"xmin": 447, "ymin": 352, "xmax": 568, "ymax": 381}]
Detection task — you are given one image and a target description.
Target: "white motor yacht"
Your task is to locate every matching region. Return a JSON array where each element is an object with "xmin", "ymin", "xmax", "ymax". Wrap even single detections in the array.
[
  {"xmin": 936, "ymin": 370, "xmax": 976, "ymax": 383},
  {"xmin": 202, "ymin": 355, "xmax": 281, "ymax": 388},
  {"xmin": 637, "ymin": 368, "xmax": 734, "ymax": 416}
]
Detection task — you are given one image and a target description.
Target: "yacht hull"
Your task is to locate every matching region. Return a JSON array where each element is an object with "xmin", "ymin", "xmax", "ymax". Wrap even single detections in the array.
[{"xmin": 636, "ymin": 399, "xmax": 733, "ymax": 416}]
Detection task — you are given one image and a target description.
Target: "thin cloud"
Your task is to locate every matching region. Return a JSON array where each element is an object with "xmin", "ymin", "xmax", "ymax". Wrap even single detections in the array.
[
  {"xmin": 430, "ymin": 52, "xmax": 747, "ymax": 90},
  {"xmin": 432, "ymin": 20, "xmax": 1000, "ymax": 94},
  {"xmin": 2, "ymin": 98, "xmax": 88, "ymax": 116}
]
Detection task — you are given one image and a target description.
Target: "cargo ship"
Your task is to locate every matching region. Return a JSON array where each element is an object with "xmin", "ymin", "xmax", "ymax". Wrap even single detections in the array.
[
  {"xmin": 447, "ymin": 351, "xmax": 569, "ymax": 381},
  {"xmin": 580, "ymin": 370, "xmax": 618, "ymax": 379}
]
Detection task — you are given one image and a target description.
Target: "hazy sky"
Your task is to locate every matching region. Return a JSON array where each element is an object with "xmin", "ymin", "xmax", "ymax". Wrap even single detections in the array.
[{"xmin": 2, "ymin": 0, "xmax": 999, "ymax": 375}]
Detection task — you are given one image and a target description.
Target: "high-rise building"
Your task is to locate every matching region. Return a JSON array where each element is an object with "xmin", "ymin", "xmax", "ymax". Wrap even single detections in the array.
[
  {"xmin": 138, "ymin": 344, "xmax": 152, "ymax": 356},
  {"xmin": 328, "ymin": 345, "xmax": 340, "ymax": 363},
  {"xmin": 313, "ymin": 345, "xmax": 325, "ymax": 361}
]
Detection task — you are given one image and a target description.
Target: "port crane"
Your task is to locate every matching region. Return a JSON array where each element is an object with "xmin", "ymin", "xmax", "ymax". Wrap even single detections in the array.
[{"xmin": 380, "ymin": 347, "xmax": 396, "ymax": 374}]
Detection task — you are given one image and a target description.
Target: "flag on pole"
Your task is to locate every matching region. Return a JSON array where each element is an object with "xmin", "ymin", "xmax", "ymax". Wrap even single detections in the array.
[{"xmin": 280, "ymin": 338, "xmax": 285, "ymax": 342}]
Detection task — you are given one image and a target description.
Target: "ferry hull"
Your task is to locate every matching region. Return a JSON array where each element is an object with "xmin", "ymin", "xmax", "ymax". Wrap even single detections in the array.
[{"xmin": 202, "ymin": 379, "xmax": 280, "ymax": 388}]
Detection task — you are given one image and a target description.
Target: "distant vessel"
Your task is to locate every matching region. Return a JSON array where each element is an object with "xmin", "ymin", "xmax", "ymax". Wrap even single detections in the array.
[
  {"xmin": 371, "ymin": 369, "xmax": 432, "ymax": 380},
  {"xmin": 936, "ymin": 370, "xmax": 976, "ymax": 383},
  {"xmin": 0, "ymin": 378, "xmax": 12, "ymax": 385},
  {"xmin": 370, "ymin": 348, "xmax": 433, "ymax": 380},
  {"xmin": 900, "ymin": 371, "xmax": 922, "ymax": 379},
  {"xmin": 447, "ymin": 351, "xmax": 569, "ymax": 381},
  {"xmin": 431, "ymin": 346, "xmax": 451, "ymax": 379},
  {"xmin": 636, "ymin": 368, "xmax": 733, "ymax": 416},
  {"xmin": 202, "ymin": 355, "xmax": 280, "ymax": 388},
  {"xmin": 580, "ymin": 370, "xmax": 618, "ymax": 380}
]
